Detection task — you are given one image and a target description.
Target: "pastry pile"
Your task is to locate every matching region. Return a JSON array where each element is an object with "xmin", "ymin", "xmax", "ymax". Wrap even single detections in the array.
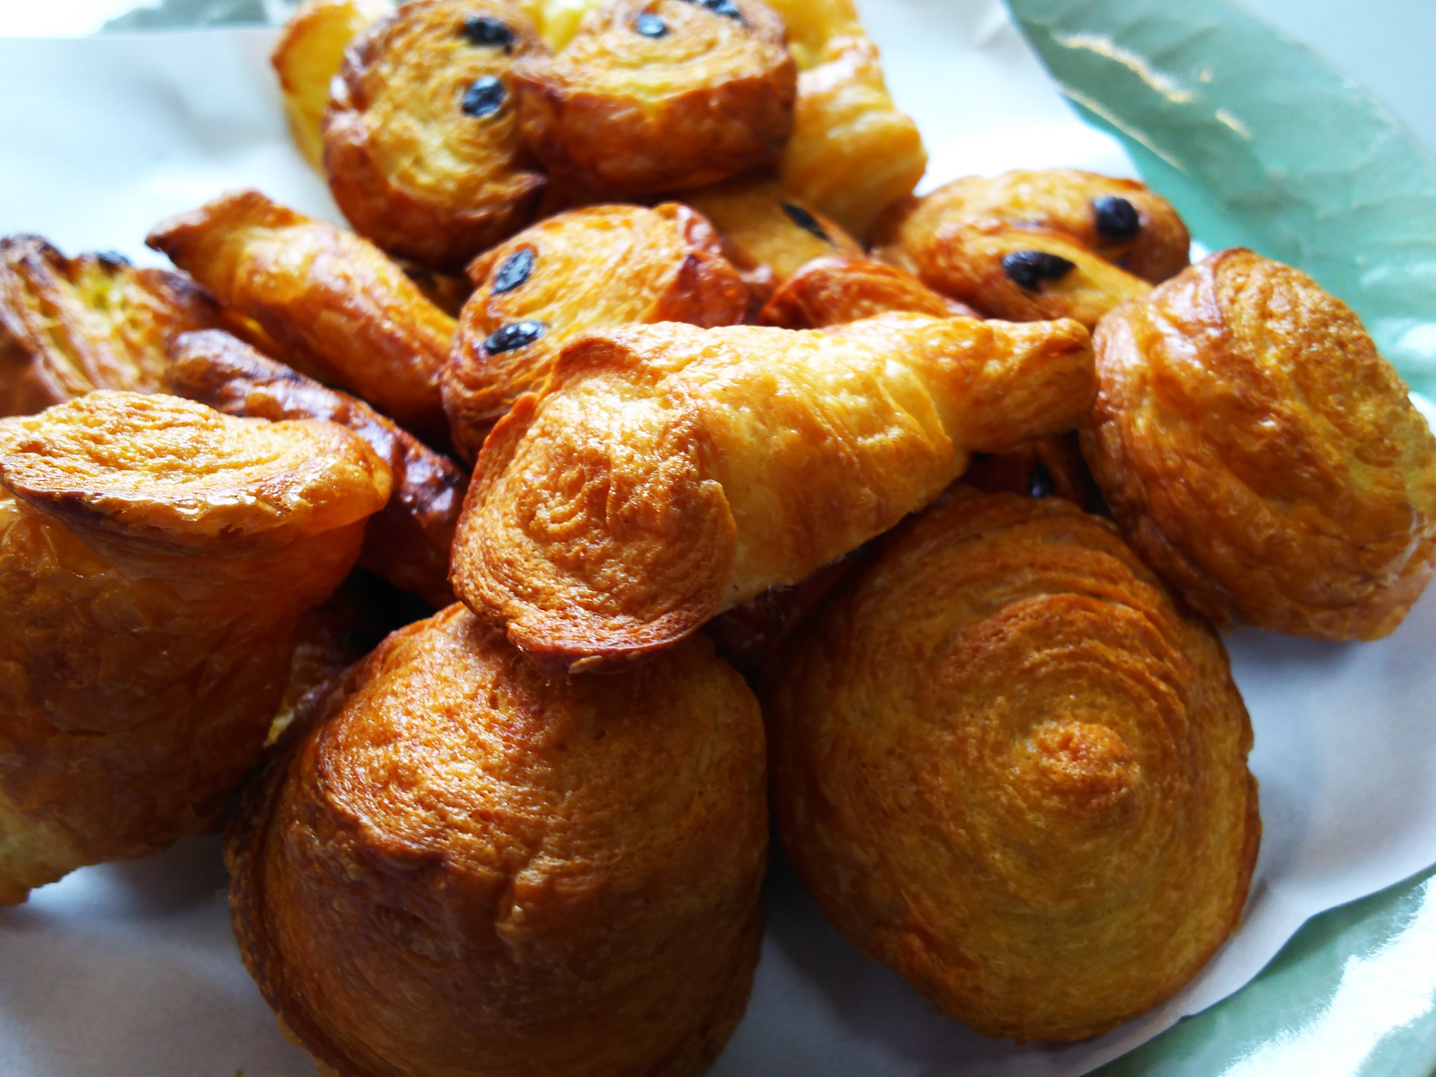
[{"xmin": 2, "ymin": 0, "xmax": 1433, "ymax": 1072}]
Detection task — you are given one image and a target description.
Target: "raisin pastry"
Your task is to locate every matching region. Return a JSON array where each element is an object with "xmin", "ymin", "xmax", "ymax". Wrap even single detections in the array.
[
  {"xmin": 767, "ymin": 488, "xmax": 1260, "ymax": 1041},
  {"xmin": 1084, "ymin": 248, "xmax": 1436, "ymax": 639},
  {"xmin": 759, "ymin": 254, "xmax": 977, "ymax": 328},
  {"xmin": 228, "ymin": 605, "xmax": 766, "ymax": 1077},
  {"xmin": 0, "ymin": 391, "xmax": 390, "ymax": 903}
]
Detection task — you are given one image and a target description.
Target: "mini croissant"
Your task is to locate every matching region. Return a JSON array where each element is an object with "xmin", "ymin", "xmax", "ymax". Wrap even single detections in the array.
[{"xmin": 452, "ymin": 313, "xmax": 1095, "ymax": 674}]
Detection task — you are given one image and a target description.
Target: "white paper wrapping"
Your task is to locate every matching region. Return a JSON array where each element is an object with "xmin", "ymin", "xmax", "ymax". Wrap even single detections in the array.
[{"xmin": 2, "ymin": 3, "xmax": 1435, "ymax": 1074}]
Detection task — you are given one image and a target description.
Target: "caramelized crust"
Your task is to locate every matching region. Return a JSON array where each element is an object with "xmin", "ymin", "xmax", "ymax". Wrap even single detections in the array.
[
  {"xmin": 0, "ymin": 392, "xmax": 390, "ymax": 903},
  {"xmin": 512, "ymin": 0, "xmax": 797, "ymax": 195},
  {"xmin": 442, "ymin": 202, "xmax": 746, "ymax": 460},
  {"xmin": 147, "ymin": 191, "xmax": 457, "ymax": 444},
  {"xmin": 964, "ymin": 431, "xmax": 1103, "ymax": 512},
  {"xmin": 767, "ymin": 489, "xmax": 1260, "ymax": 1042},
  {"xmin": 325, "ymin": 0, "xmax": 549, "ymax": 270},
  {"xmin": 0, "ymin": 236, "xmax": 231, "ymax": 416},
  {"xmin": 451, "ymin": 313, "xmax": 1095, "ymax": 674},
  {"xmin": 1084, "ymin": 249, "xmax": 1436, "ymax": 639},
  {"xmin": 227, "ymin": 605, "xmax": 766, "ymax": 1077},
  {"xmin": 271, "ymin": 0, "xmax": 391, "ymax": 170},
  {"xmin": 681, "ymin": 175, "xmax": 863, "ymax": 310},
  {"xmin": 168, "ymin": 330, "xmax": 466, "ymax": 608},
  {"xmin": 759, "ymin": 254, "xmax": 977, "ymax": 328}
]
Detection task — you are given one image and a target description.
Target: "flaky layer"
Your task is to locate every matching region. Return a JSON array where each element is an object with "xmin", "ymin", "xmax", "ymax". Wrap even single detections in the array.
[
  {"xmin": 228, "ymin": 605, "xmax": 766, "ymax": 1077},
  {"xmin": 452, "ymin": 313, "xmax": 1094, "ymax": 673},
  {"xmin": 1084, "ymin": 248, "xmax": 1436, "ymax": 639},
  {"xmin": 759, "ymin": 254, "xmax": 972, "ymax": 328},
  {"xmin": 768, "ymin": 489, "xmax": 1260, "ymax": 1042}
]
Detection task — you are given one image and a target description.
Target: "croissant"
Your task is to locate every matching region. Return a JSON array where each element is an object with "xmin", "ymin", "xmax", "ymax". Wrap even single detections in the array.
[
  {"xmin": 228, "ymin": 604, "xmax": 766, "ymax": 1077},
  {"xmin": 167, "ymin": 329, "xmax": 466, "ymax": 608},
  {"xmin": 0, "ymin": 391, "xmax": 390, "ymax": 903},
  {"xmin": 451, "ymin": 312, "xmax": 1095, "ymax": 674},
  {"xmin": 1084, "ymin": 248, "xmax": 1436, "ymax": 639},
  {"xmin": 442, "ymin": 202, "xmax": 747, "ymax": 461},
  {"xmin": 147, "ymin": 190, "xmax": 457, "ymax": 444},
  {"xmin": 767, "ymin": 488, "xmax": 1260, "ymax": 1042}
]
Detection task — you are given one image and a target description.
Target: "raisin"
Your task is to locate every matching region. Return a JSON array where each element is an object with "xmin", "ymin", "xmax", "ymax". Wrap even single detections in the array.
[
  {"xmin": 1092, "ymin": 196, "xmax": 1141, "ymax": 240},
  {"xmin": 634, "ymin": 12, "xmax": 668, "ymax": 36},
  {"xmin": 461, "ymin": 76, "xmax": 506, "ymax": 118},
  {"xmin": 484, "ymin": 321, "xmax": 547, "ymax": 354},
  {"xmin": 462, "ymin": 14, "xmax": 515, "ymax": 51},
  {"xmin": 1002, "ymin": 251, "xmax": 1076, "ymax": 291},
  {"xmin": 781, "ymin": 203, "xmax": 832, "ymax": 245},
  {"xmin": 683, "ymin": 0, "xmax": 743, "ymax": 22},
  {"xmin": 1027, "ymin": 461, "xmax": 1055, "ymax": 499},
  {"xmin": 491, "ymin": 248, "xmax": 535, "ymax": 295}
]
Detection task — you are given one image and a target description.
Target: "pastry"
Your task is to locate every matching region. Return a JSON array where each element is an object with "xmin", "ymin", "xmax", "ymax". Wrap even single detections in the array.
[
  {"xmin": 767, "ymin": 488, "xmax": 1260, "ymax": 1041},
  {"xmin": 963, "ymin": 431, "xmax": 1103, "ymax": 512},
  {"xmin": 228, "ymin": 604, "xmax": 766, "ymax": 1077},
  {"xmin": 451, "ymin": 312, "xmax": 1095, "ymax": 674},
  {"xmin": 1084, "ymin": 248, "xmax": 1436, "ymax": 639},
  {"xmin": 758, "ymin": 253, "xmax": 977, "ymax": 328},
  {"xmin": 0, "ymin": 391, "xmax": 390, "ymax": 903}
]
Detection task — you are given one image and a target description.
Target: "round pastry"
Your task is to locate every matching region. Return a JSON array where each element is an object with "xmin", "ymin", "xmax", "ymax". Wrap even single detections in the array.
[
  {"xmin": 512, "ymin": 0, "xmax": 797, "ymax": 195},
  {"xmin": 441, "ymin": 202, "xmax": 747, "ymax": 461},
  {"xmin": 767, "ymin": 488, "xmax": 1260, "ymax": 1042},
  {"xmin": 0, "ymin": 391, "xmax": 390, "ymax": 904},
  {"xmin": 228, "ymin": 604, "xmax": 767, "ymax": 1077},
  {"xmin": 1083, "ymin": 248, "xmax": 1436, "ymax": 639},
  {"xmin": 873, "ymin": 169, "xmax": 1190, "ymax": 328},
  {"xmin": 323, "ymin": 0, "xmax": 549, "ymax": 270}
]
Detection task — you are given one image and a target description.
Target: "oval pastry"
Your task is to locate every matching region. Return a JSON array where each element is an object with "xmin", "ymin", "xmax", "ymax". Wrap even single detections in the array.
[
  {"xmin": 324, "ymin": 0, "xmax": 549, "ymax": 270},
  {"xmin": 442, "ymin": 201, "xmax": 747, "ymax": 461},
  {"xmin": 512, "ymin": 0, "xmax": 797, "ymax": 195},
  {"xmin": 228, "ymin": 605, "xmax": 766, "ymax": 1077},
  {"xmin": 1084, "ymin": 248, "xmax": 1436, "ymax": 639},
  {"xmin": 767, "ymin": 488, "xmax": 1260, "ymax": 1042},
  {"xmin": 0, "ymin": 391, "xmax": 390, "ymax": 903}
]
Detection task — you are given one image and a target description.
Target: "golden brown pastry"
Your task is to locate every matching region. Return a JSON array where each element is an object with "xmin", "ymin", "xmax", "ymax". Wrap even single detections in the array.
[
  {"xmin": 874, "ymin": 169, "xmax": 1191, "ymax": 327},
  {"xmin": 167, "ymin": 330, "xmax": 466, "ymax": 608},
  {"xmin": 147, "ymin": 190, "xmax": 457, "ymax": 445},
  {"xmin": 964, "ymin": 431, "xmax": 1103, "ymax": 512},
  {"xmin": 325, "ymin": 0, "xmax": 549, "ymax": 270},
  {"xmin": 1084, "ymin": 248, "xmax": 1436, "ymax": 639},
  {"xmin": 0, "ymin": 391, "xmax": 390, "ymax": 904},
  {"xmin": 512, "ymin": 0, "xmax": 797, "ymax": 195},
  {"xmin": 758, "ymin": 254, "xmax": 977, "ymax": 329},
  {"xmin": 0, "ymin": 236, "xmax": 234, "ymax": 416},
  {"xmin": 271, "ymin": 0, "xmax": 391, "ymax": 171},
  {"xmin": 228, "ymin": 604, "xmax": 766, "ymax": 1077},
  {"xmin": 767, "ymin": 488, "xmax": 1260, "ymax": 1042},
  {"xmin": 451, "ymin": 312, "xmax": 1095, "ymax": 674},
  {"xmin": 442, "ymin": 202, "xmax": 747, "ymax": 461},
  {"xmin": 681, "ymin": 174, "xmax": 863, "ymax": 310}
]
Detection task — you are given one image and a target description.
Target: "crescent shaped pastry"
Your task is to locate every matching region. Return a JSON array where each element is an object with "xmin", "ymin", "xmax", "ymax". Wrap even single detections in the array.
[
  {"xmin": 451, "ymin": 312, "xmax": 1095, "ymax": 674},
  {"xmin": 0, "ymin": 391, "xmax": 390, "ymax": 904},
  {"xmin": 442, "ymin": 202, "xmax": 747, "ymax": 461},
  {"xmin": 147, "ymin": 190, "xmax": 458, "ymax": 445},
  {"xmin": 168, "ymin": 330, "xmax": 466, "ymax": 608},
  {"xmin": 1084, "ymin": 248, "xmax": 1436, "ymax": 639},
  {"xmin": 512, "ymin": 0, "xmax": 797, "ymax": 195},
  {"xmin": 767, "ymin": 488, "xmax": 1260, "ymax": 1042},
  {"xmin": 874, "ymin": 169, "xmax": 1190, "ymax": 328},
  {"xmin": 324, "ymin": 0, "xmax": 549, "ymax": 271},
  {"xmin": 227, "ymin": 604, "xmax": 766, "ymax": 1077}
]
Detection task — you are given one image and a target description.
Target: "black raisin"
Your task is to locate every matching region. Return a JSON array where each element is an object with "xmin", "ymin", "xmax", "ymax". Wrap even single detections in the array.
[
  {"xmin": 1092, "ymin": 195, "xmax": 1141, "ymax": 240},
  {"xmin": 634, "ymin": 12, "xmax": 668, "ymax": 36},
  {"xmin": 96, "ymin": 250, "xmax": 132, "ymax": 268},
  {"xmin": 484, "ymin": 321, "xmax": 547, "ymax": 354},
  {"xmin": 1002, "ymin": 250, "xmax": 1076, "ymax": 291},
  {"xmin": 1027, "ymin": 461, "xmax": 1055, "ymax": 499},
  {"xmin": 491, "ymin": 248, "xmax": 535, "ymax": 294},
  {"xmin": 461, "ymin": 76, "xmax": 506, "ymax": 118},
  {"xmin": 781, "ymin": 202, "xmax": 832, "ymax": 245},
  {"xmin": 462, "ymin": 14, "xmax": 515, "ymax": 51},
  {"xmin": 682, "ymin": 0, "xmax": 743, "ymax": 22}
]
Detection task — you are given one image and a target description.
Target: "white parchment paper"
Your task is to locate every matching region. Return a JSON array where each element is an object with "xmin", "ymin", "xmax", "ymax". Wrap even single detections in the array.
[{"xmin": 2, "ymin": 3, "xmax": 1435, "ymax": 1074}]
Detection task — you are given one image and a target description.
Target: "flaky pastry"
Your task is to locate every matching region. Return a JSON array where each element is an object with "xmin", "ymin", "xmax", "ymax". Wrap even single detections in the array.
[
  {"xmin": 325, "ymin": 0, "xmax": 549, "ymax": 270},
  {"xmin": 168, "ymin": 330, "xmax": 466, "ymax": 608},
  {"xmin": 512, "ymin": 0, "xmax": 797, "ymax": 195},
  {"xmin": 228, "ymin": 604, "xmax": 766, "ymax": 1077},
  {"xmin": 767, "ymin": 488, "xmax": 1260, "ymax": 1042},
  {"xmin": 147, "ymin": 190, "xmax": 457, "ymax": 444},
  {"xmin": 964, "ymin": 431, "xmax": 1102, "ymax": 512},
  {"xmin": 452, "ymin": 312, "xmax": 1095, "ymax": 674},
  {"xmin": 758, "ymin": 253, "xmax": 976, "ymax": 329},
  {"xmin": 0, "ymin": 391, "xmax": 390, "ymax": 903},
  {"xmin": 442, "ymin": 202, "xmax": 747, "ymax": 461},
  {"xmin": 1084, "ymin": 248, "xmax": 1436, "ymax": 639}
]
